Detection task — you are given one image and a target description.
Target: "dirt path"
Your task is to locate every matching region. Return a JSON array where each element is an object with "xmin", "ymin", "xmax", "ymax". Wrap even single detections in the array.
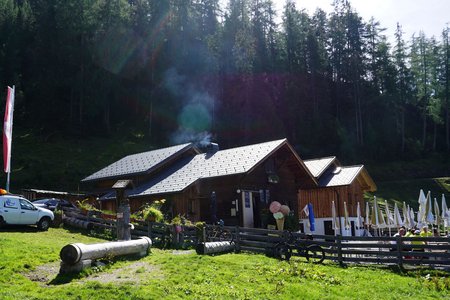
[{"xmin": 24, "ymin": 260, "xmax": 163, "ymax": 285}]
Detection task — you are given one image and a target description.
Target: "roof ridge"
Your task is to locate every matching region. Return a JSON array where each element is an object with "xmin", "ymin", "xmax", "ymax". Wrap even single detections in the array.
[{"xmin": 303, "ymin": 155, "xmax": 336, "ymax": 162}]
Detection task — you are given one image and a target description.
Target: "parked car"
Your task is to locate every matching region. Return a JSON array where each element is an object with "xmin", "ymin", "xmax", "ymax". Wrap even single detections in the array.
[
  {"xmin": 0, "ymin": 194, "xmax": 54, "ymax": 230},
  {"xmin": 32, "ymin": 198, "xmax": 77, "ymax": 211}
]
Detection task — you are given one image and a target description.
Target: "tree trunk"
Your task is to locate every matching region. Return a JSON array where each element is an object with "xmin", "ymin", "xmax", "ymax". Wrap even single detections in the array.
[
  {"xmin": 401, "ymin": 107, "xmax": 405, "ymax": 153},
  {"xmin": 422, "ymin": 107, "xmax": 427, "ymax": 150}
]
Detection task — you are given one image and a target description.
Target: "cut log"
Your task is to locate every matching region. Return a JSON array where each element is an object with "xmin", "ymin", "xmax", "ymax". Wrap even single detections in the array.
[
  {"xmin": 63, "ymin": 216, "xmax": 93, "ymax": 230},
  {"xmin": 60, "ymin": 236, "xmax": 152, "ymax": 265},
  {"xmin": 196, "ymin": 241, "xmax": 235, "ymax": 255}
]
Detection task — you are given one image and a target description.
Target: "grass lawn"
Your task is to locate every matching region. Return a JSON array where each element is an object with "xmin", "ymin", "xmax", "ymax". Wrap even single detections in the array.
[{"xmin": 0, "ymin": 227, "xmax": 449, "ymax": 299}]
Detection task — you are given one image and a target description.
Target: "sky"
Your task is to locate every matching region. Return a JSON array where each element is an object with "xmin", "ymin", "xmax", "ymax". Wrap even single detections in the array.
[{"xmin": 272, "ymin": 0, "xmax": 450, "ymax": 42}]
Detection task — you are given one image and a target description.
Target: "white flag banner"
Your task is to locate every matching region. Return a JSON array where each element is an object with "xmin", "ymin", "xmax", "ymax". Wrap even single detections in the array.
[{"xmin": 302, "ymin": 204, "xmax": 309, "ymax": 217}]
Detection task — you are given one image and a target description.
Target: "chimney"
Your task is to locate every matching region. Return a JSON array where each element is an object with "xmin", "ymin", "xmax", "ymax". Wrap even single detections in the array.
[{"xmin": 206, "ymin": 142, "xmax": 219, "ymax": 153}]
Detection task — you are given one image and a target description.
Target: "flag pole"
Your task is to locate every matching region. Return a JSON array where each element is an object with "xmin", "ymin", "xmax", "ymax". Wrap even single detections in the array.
[{"xmin": 6, "ymin": 165, "xmax": 10, "ymax": 191}]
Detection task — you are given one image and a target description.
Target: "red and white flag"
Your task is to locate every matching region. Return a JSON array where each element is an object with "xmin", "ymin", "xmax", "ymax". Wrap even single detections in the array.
[{"xmin": 3, "ymin": 86, "xmax": 15, "ymax": 173}]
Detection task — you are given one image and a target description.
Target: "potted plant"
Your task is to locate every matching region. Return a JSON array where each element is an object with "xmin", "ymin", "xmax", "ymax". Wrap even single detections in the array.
[{"xmin": 143, "ymin": 206, "xmax": 164, "ymax": 222}]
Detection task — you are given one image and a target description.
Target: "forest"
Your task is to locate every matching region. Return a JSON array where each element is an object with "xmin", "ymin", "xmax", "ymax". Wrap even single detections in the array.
[{"xmin": 0, "ymin": 0, "xmax": 449, "ymax": 164}]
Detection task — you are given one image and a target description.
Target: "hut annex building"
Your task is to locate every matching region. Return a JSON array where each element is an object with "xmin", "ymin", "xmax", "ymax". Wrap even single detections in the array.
[{"xmin": 81, "ymin": 139, "xmax": 376, "ymax": 236}]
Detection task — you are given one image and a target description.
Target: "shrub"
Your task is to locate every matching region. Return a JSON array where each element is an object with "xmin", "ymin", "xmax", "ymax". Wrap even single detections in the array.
[
  {"xmin": 77, "ymin": 199, "xmax": 99, "ymax": 212},
  {"xmin": 170, "ymin": 215, "xmax": 193, "ymax": 226}
]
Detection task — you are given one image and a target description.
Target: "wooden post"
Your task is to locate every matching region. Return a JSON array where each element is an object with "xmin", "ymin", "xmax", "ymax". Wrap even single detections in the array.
[
  {"xmin": 147, "ymin": 221, "xmax": 152, "ymax": 239},
  {"xmin": 235, "ymin": 226, "xmax": 241, "ymax": 253},
  {"xmin": 112, "ymin": 180, "xmax": 134, "ymax": 241},
  {"xmin": 202, "ymin": 226, "xmax": 206, "ymax": 243},
  {"xmin": 171, "ymin": 224, "xmax": 179, "ymax": 249},
  {"xmin": 336, "ymin": 235, "xmax": 344, "ymax": 267},
  {"xmin": 396, "ymin": 236, "xmax": 403, "ymax": 267}
]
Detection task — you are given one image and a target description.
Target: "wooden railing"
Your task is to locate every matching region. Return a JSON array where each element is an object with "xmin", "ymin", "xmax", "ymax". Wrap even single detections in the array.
[{"xmin": 62, "ymin": 212, "xmax": 450, "ymax": 268}]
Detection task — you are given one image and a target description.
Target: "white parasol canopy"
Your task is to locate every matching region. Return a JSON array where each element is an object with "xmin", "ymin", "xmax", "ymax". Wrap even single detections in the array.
[
  {"xmin": 393, "ymin": 202, "xmax": 403, "ymax": 227},
  {"xmin": 343, "ymin": 201, "xmax": 351, "ymax": 229},
  {"xmin": 356, "ymin": 202, "xmax": 362, "ymax": 229},
  {"xmin": 403, "ymin": 202, "xmax": 410, "ymax": 228},
  {"xmin": 365, "ymin": 201, "xmax": 371, "ymax": 226},
  {"xmin": 409, "ymin": 206, "xmax": 416, "ymax": 227},
  {"xmin": 434, "ymin": 197, "xmax": 441, "ymax": 226},
  {"xmin": 332, "ymin": 200, "xmax": 339, "ymax": 232},
  {"xmin": 385, "ymin": 200, "xmax": 394, "ymax": 228},
  {"xmin": 442, "ymin": 194, "xmax": 449, "ymax": 228}
]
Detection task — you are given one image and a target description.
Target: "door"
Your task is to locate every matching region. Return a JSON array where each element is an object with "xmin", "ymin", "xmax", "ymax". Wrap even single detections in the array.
[
  {"xmin": 19, "ymin": 199, "xmax": 40, "ymax": 224},
  {"xmin": 242, "ymin": 191, "xmax": 254, "ymax": 228},
  {"xmin": 1, "ymin": 197, "xmax": 21, "ymax": 223},
  {"xmin": 350, "ymin": 221, "xmax": 355, "ymax": 236},
  {"xmin": 324, "ymin": 220, "xmax": 334, "ymax": 236}
]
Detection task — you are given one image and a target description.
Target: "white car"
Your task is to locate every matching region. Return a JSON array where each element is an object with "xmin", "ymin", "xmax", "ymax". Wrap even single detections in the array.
[{"xmin": 0, "ymin": 195, "xmax": 54, "ymax": 231}]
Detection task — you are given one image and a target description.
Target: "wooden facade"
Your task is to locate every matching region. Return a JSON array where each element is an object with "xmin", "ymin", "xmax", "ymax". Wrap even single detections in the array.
[{"xmin": 298, "ymin": 182, "xmax": 366, "ymax": 219}]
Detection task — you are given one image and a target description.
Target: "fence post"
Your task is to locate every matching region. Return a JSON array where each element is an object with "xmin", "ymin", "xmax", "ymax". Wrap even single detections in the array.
[
  {"xmin": 396, "ymin": 236, "xmax": 403, "ymax": 268},
  {"xmin": 201, "ymin": 226, "xmax": 206, "ymax": 243},
  {"xmin": 172, "ymin": 225, "xmax": 179, "ymax": 249},
  {"xmin": 336, "ymin": 235, "xmax": 344, "ymax": 267},
  {"xmin": 147, "ymin": 221, "xmax": 153, "ymax": 239},
  {"xmin": 235, "ymin": 226, "xmax": 241, "ymax": 253}
]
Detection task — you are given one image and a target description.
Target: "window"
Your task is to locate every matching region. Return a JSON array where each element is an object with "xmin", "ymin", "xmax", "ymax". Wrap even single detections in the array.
[
  {"xmin": 19, "ymin": 199, "xmax": 34, "ymax": 210},
  {"xmin": 4, "ymin": 198, "xmax": 18, "ymax": 209}
]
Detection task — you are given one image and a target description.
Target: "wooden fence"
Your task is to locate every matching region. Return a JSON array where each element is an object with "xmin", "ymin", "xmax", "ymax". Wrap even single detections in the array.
[
  {"xmin": 62, "ymin": 212, "xmax": 450, "ymax": 268},
  {"xmin": 226, "ymin": 227, "xmax": 450, "ymax": 268}
]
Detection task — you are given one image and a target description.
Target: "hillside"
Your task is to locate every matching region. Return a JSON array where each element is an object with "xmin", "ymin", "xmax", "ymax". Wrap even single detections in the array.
[
  {"xmin": 2, "ymin": 130, "xmax": 151, "ymax": 193},
  {"xmin": 1, "ymin": 130, "xmax": 449, "ymax": 209}
]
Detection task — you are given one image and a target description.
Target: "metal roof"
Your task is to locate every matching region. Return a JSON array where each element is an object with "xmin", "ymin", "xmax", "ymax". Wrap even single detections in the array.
[
  {"xmin": 101, "ymin": 139, "xmax": 289, "ymax": 199},
  {"xmin": 303, "ymin": 156, "xmax": 336, "ymax": 178},
  {"xmin": 317, "ymin": 165, "xmax": 364, "ymax": 187},
  {"xmin": 82, "ymin": 143, "xmax": 195, "ymax": 182}
]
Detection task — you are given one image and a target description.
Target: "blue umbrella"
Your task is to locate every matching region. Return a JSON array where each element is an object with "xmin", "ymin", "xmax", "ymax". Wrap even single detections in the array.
[{"xmin": 308, "ymin": 203, "xmax": 315, "ymax": 232}]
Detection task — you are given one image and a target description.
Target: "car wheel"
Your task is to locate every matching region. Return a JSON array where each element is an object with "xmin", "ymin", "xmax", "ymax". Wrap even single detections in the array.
[
  {"xmin": 37, "ymin": 217, "xmax": 51, "ymax": 231},
  {"xmin": 0, "ymin": 216, "xmax": 4, "ymax": 228}
]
